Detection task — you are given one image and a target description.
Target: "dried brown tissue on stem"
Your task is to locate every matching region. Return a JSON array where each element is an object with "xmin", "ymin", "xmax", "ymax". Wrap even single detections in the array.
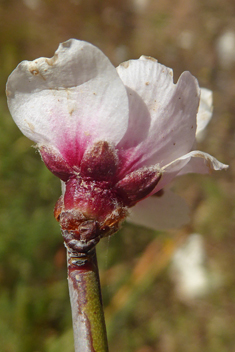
[{"xmin": 54, "ymin": 201, "xmax": 113, "ymax": 352}]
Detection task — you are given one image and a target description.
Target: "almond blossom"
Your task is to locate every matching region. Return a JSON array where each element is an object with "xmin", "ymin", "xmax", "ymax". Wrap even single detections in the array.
[{"xmin": 6, "ymin": 39, "xmax": 228, "ymax": 251}]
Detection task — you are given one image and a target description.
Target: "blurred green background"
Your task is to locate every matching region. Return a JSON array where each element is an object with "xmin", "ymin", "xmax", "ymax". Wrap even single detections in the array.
[{"xmin": 0, "ymin": 0, "xmax": 235, "ymax": 351}]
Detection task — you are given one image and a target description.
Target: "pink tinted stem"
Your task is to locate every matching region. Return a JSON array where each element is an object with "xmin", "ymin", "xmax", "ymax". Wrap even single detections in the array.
[{"xmin": 67, "ymin": 246, "xmax": 109, "ymax": 352}]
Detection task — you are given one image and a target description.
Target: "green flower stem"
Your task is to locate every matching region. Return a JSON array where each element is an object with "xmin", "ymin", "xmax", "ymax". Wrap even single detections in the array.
[{"xmin": 67, "ymin": 247, "xmax": 109, "ymax": 352}]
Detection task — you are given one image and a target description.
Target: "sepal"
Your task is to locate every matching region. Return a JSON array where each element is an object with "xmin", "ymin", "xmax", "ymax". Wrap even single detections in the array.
[
  {"xmin": 115, "ymin": 166, "xmax": 162, "ymax": 206},
  {"xmin": 39, "ymin": 145, "xmax": 73, "ymax": 181},
  {"xmin": 80, "ymin": 141, "xmax": 119, "ymax": 181}
]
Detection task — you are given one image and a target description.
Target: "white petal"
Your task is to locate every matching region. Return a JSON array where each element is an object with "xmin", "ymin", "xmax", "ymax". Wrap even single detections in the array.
[
  {"xmin": 61, "ymin": 180, "xmax": 66, "ymax": 195},
  {"xmin": 116, "ymin": 57, "xmax": 200, "ymax": 174},
  {"xmin": 127, "ymin": 190, "xmax": 190, "ymax": 230},
  {"xmin": 164, "ymin": 150, "xmax": 229, "ymax": 176},
  {"xmin": 7, "ymin": 39, "xmax": 129, "ymax": 164},
  {"xmin": 149, "ymin": 150, "xmax": 228, "ymax": 194},
  {"xmin": 196, "ymin": 88, "xmax": 213, "ymax": 142}
]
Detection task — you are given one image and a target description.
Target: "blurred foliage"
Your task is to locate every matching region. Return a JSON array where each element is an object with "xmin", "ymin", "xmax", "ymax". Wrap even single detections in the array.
[{"xmin": 1, "ymin": 0, "xmax": 235, "ymax": 351}]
